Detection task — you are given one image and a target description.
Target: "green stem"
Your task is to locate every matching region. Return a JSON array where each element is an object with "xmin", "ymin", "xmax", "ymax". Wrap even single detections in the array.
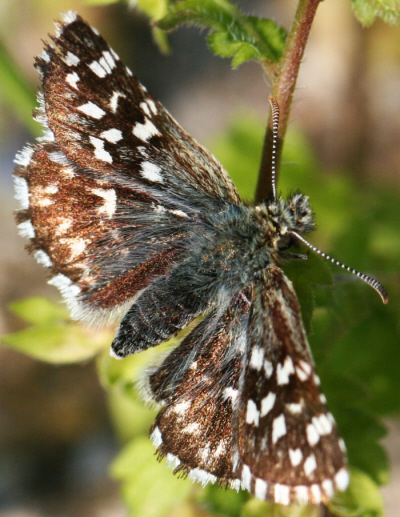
[{"xmin": 255, "ymin": 0, "xmax": 321, "ymax": 203}]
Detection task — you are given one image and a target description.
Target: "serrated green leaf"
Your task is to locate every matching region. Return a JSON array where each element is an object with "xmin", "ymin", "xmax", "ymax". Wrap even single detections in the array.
[
  {"xmin": 8, "ymin": 297, "xmax": 69, "ymax": 326},
  {"xmin": 157, "ymin": 0, "xmax": 287, "ymax": 67},
  {"xmin": 328, "ymin": 468, "xmax": 384, "ymax": 517},
  {"xmin": 208, "ymin": 31, "xmax": 260, "ymax": 67},
  {"xmin": 352, "ymin": 0, "xmax": 400, "ymax": 26},
  {"xmin": 111, "ymin": 437, "xmax": 195, "ymax": 517}
]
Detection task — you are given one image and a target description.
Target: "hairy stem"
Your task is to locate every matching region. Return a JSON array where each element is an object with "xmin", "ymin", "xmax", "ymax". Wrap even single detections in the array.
[{"xmin": 255, "ymin": 0, "xmax": 321, "ymax": 203}]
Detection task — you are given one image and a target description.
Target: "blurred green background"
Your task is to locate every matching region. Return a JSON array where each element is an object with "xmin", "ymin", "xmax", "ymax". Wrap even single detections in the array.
[{"xmin": 0, "ymin": 1, "xmax": 399, "ymax": 516}]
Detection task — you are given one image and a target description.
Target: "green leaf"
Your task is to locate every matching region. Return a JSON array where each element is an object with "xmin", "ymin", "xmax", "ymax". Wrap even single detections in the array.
[
  {"xmin": 2, "ymin": 323, "xmax": 112, "ymax": 364},
  {"xmin": 0, "ymin": 39, "xmax": 38, "ymax": 135},
  {"xmin": 352, "ymin": 0, "xmax": 400, "ymax": 26},
  {"xmin": 111, "ymin": 437, "xmax": 195, "ymax": 517},
  {"xmin": 328, "ymin": 467, "xmax": 384, "ymax": 517},
  {"xmin": 8, "ymin": 297, "xmax": 69, "ymax": 326},
  {"xmin": 158, "ymin": 0, "xmax": 287, "ymax": 67},
  {"xmin": 82, "ymin": 0, "xmax": 122, "ymax": 4},
  {"xmin": 284, "ymin": 251, "xmax": 333, "ymax": 334},
  {"xmin": 241, "ymin": 499, "xmax": 319, "ymax": 517},
  {"xmin": 3, "ymin": 297, "xmax": 112, "ymax": 363}
]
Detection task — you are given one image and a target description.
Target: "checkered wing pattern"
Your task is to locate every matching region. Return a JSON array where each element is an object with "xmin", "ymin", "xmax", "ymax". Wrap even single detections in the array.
[{"xmin": 13, "ymin": 11, "xmax": 351, "ymax": 506}]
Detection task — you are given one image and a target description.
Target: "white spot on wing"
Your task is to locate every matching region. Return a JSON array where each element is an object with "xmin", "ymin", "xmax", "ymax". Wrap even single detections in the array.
[
  {"xmin": 100, "ymin": 128, "xmax": 123, "ymax": 143},
  {"xmin": 277, "ymin": 356, "xmax": 295, "ymax": 385},
  {"xmin": 223, "ymin": 387, "xmax": 238, "ymax": 402},
  {"xmin": 62, "ymin": 51, "xmax": 80, "ymax": 66},
  {"xmin": 39, "ymin": 49, "xmax": 50, "ymax": 63},
  {"xmin": 150, "ymin": 426, "xmax": 162, "ymax": 448},
  {"xmin": 55, "ymin": 218, "xmax": 72, "ymax": 235},
  {"xmin": 274, "ymin": 483, "xmax": 289, "ymax": 505},
  {"xmin": 110, "ymin": 48, "xmax": 120, "ymax": 61},
  {"xmin": 66, "ymin": 71, "xmax": 80, "ymax": 89},
  {"xmin": 92, "ymin": 188, "xmax": 117, "ymax": 217},
  {"xmin": 102, "ymin": 51, "xmax": 116, "ymax": 71},
  {"xmin": 132, "ymin": 118, "xmax": 160, "ymax": 141},
  {"xmin": 334, "ymin": 468, "xmax": 349, "ymax": 491},
  {"xmin": 304, "ymin": 453, "xmax": 317, "ymax": 476},
  {"xmin": 89, "ymin": 136, "xmax": 112, "ymax": 163},
  {"xmin": 59, "ymin": 237, "xmax": 86, "ymax": 261},
  {"xmin": 182, "ymin": 422, "xmax": 200, "ymax": 435},
  {"xmin": 250, "ymin": 346, "xmax": 264, "ymax": 370},
  {"xmin": 48, "ymin": 273, "xmax": 80, "ymax": 298},
  {"xmin": 173, "ymin": 400, "xmax": 191, "ymax": 416},
  {"xmin": 310, "ymin": 484, "xmax": 321, "ymax": 504},
  {"xmin": 109, "ymin": 91, "xmax": 125, "ymax": 113},
  {"xmin": 272, "ymin": 414, "xmax": 286, "ymax": 444},
  {"xmin": 246, "ymin": 400, "xmax": 259, "ymax": 426},
  {"xmin": 260, "ymin": 392, "xmax": 276, "ymax": 417},
  {"xmin": 314, "ymin": 413, "xmax": 333, "ymax": 435},
  {"xmin": 44, "ymin": 185, "xmax": 58, "ymax": 194},
  {"xmin": 140, "ymin": 101, "xmax": 151, "ymax": 117},
  {"xmin": 322, "ymin": 479, "xmax": 334, "ymax": 497},
  {"xmin": 13, "ymin": 176, "xmax": 30, "ymax": 209},
  {"xmin": 306, "ymin": 422, "xmax": 320, "ymax": 446},
  {"xmin": 77, "ymin": 102, "xmax": 106, "ymax": 119},
  {"xmin": 14, "ymin": 147, "xmax": 34, "ymax": 167},
  {"xmin": 88, "ymin": 60, "xmax": 107, "ymax": 78},
  {"xmin": 34, "ymin": 250, "xmax": 53, "ymax": 267},
  {"xmin": 140, "ymin": 161, "xmax": 163, "ymax": 182},
  {"xmin": 254, "ymin": 478, "xmax": 268, "ymax": 500},
  {"xmin": 289, "ymin": 448, "xmax": 303, "ymax": 467},
  {"xmin": 295, "ymin": 486, "xmax": 308, "ymax": 505},
  {"xmin": 18, "ymin": 220, "xmax": 35, "ymax": 239},
  {"xmin": 61, "ymin": 10, "xmax": 78, "ymax": 25},
  {"xmin": 263, "ymin": 360, "xmax": 273, "ymax": 378},
  {"xmin": 241, "ymin": 465, "xmax": 251, "ymax": 490},
  {"xmin": 287, "ymin": 402, "xmax": 302, "ymax": 413},
  {"xmin": 166, "ymin": 453, "xmax": 181, "ymax": 470},
  {"xmin": 188, "ymin": 468, "xmax": 217, "ymax": 487},
  {"xmin": 147, "ymin": 99, "xmax": 158, "ymax": 115}
]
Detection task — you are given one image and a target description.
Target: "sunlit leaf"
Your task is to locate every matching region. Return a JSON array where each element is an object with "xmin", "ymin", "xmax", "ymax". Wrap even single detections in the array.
[{"xmin": 352, "ymin": 0, "xmax": 400, "ymax": 26}]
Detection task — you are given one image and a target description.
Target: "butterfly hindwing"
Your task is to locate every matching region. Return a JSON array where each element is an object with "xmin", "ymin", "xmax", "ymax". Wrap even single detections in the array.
[
  {"xmin": 146, "ymin": 290, "xmax": 251, "ymax": 487},
  {"xmin": 234, "ymin": 267, "xmax": 348, "ymax": 505}
]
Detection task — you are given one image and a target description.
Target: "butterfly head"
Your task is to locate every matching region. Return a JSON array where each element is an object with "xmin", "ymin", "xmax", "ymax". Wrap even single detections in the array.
[{"xmin": 255, "ymin": 191, "xmax": 315, "ymax": 256}]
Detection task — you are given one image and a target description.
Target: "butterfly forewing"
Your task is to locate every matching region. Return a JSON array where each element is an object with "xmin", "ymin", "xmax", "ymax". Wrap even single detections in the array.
[
  {"xmin": 38, "ymin": 13, "xmax": 240, "ymax": 209},
  {"xmin": 234, "ymin": 267, "xmax": 348, "ymax": 504}
]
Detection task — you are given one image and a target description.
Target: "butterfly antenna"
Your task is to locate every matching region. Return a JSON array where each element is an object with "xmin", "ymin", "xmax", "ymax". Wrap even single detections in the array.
[
  {"xmin": 289, "ymin": 230, "xmax": 389, "ymax": 304},
  {"xmin": 268, "ymin": 96, "xmax": 280, "ymax": 201}
]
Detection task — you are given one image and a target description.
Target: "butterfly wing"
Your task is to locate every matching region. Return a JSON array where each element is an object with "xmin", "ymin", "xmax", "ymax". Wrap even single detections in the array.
[
  {"xmin": 145, "ymin": 290, "xmax": 251, "ymax": 487},
  {"xmin": 37, "ymin": 12, "xmax": 240, "ymax": 208},
  {"xmin": 234, "ymin": 267, "xmax": 348, "ymax": 505},
  {"xmin": 14, "ymin": 12, "xmax": 240, "ymax": 326}
]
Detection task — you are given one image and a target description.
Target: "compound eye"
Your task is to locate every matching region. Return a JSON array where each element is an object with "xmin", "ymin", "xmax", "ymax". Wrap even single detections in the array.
[{"xmin": 277, "ymin": 234, "xmax": 294, "ymax": 251}]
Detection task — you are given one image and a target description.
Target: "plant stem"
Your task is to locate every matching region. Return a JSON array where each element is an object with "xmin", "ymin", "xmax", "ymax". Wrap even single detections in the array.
[{"xmin": 255, "ymin": 0, "xmax": 321, "ymax": 203}]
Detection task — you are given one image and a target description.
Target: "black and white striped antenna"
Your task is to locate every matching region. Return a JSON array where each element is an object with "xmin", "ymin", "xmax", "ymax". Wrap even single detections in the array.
[
  {"xmin": 268, "ymin": 97, "xmax": 388, "ymax": 304},
  {"xmin": 268, "ymin": 96, "xmax": 280, "ymax": 201},
  {"xmin": 289, "ymin": 230, "xmax": 389, "ymax": 304}
]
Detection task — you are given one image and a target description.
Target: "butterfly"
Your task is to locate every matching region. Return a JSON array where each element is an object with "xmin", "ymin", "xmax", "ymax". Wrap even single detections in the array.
[{"xmin": 13, "ymin": 11, "xmax": 388, "ymax": 506}]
